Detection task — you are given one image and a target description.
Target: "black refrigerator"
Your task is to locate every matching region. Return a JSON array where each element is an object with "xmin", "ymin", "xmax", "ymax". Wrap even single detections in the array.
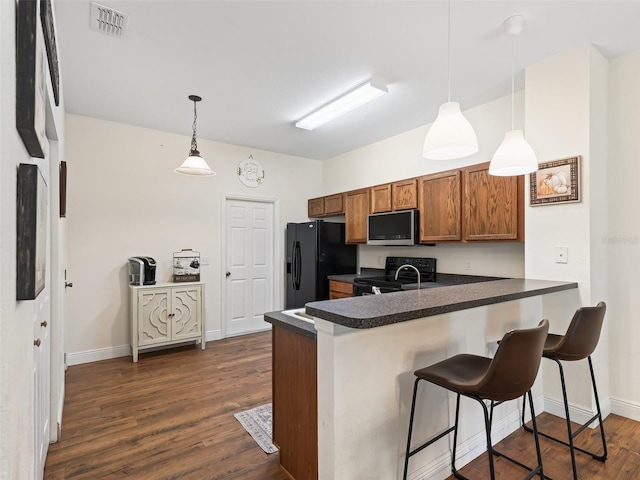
[{"xmin": 286, "ymin": 221, "xmax": 357, "ymax": 309}]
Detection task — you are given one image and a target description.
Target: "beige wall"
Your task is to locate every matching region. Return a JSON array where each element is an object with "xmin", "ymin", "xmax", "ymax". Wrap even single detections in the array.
[
  {"xmin": 1, "ymin": 1, "xmax": 67, "ymax": 477},
  {"xmin": 322, "ymin": 93, "xmax": 526, "ymax": 278},
  {"xmin": 607, "ymin": 49, "xmax": 640, "ymax": 418},
  {"xmin": 525, "ymin": 45, "xmax": 610, "ymax": 414},
  {"xmin": 64, "ymin": 114, "xmax": 322, "ymax": 361}
]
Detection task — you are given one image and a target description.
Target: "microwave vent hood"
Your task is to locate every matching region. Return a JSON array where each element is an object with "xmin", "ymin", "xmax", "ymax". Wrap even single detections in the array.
[{"xmin": 367, "ymin": 209, "xmax": 419, "ymax": 246}]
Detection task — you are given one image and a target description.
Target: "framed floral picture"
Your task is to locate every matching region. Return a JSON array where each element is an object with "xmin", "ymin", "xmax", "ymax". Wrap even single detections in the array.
[{"xmin": 530, "ymin": 156, "xmax": 581, "ymax": 206}]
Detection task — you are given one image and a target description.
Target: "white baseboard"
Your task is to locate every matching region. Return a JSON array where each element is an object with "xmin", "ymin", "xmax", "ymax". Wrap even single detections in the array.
[
  {"xmin": 544, "ymin": 395, "xmax": 612, "ymax": 426},
  {"xmin": 66, "ymin": 330, "xmax": 226, "ymax": 365},
  {"xmin": 610, "ymin": 397, "xmax": 640, "ymax": 422},
  {"xmin": 206, "ymin": 329, "xmax": 223, "ymax": 342},
  {"xmin": 409, "ymin": 395, "xmax": 545, "ymax": 480},
  {"xmin": 66, "ymin": 344, "xmax": 132, "ymax": 365}
]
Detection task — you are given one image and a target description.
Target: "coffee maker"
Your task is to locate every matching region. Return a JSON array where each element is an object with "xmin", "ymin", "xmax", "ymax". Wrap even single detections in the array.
[{"xmin": 128, "ymin": 257, "xmax": 157, "ymax": 285}]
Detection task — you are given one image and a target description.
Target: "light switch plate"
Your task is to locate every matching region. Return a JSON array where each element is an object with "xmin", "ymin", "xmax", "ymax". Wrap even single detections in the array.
[{"xmin": 555, "ymin": 247, "xmax": 568, "ymax": 264}]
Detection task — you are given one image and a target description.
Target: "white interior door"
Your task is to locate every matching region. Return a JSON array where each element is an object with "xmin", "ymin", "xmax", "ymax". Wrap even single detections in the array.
[
  {"xmin": 33, "ymin": 152, "xmax": 52, "ymax": 480},
  {"xmin": 225, "ymin": 198, "xmax": 275, "ymax": 336}
]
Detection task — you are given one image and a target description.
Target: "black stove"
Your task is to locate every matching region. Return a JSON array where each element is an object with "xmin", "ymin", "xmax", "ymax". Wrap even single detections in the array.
[{"xmin": 353, "ymin": 257, "xmax": 436, "ymax": 295}]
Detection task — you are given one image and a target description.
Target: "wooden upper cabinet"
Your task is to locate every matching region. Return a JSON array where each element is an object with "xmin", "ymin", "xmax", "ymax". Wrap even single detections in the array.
[
  {"xmin": 462, "ymin": 162, "xmax": 523, "ymax": 241},
  {"xmin": 418, "ymin": 170, "xmax": 462, "ymax": 242},
  {"xmin": 392, "ymin": 178, "xmax": 418, "ymax": 210},
  {"xmin": 324, "ymin": 193, "xmax": 345, "ymax": 216},
  {"xmin": 370, "ymin": 184, "xmax": 392, "ymax": 214},
  {"xmin": 345, "ymin": 188, "xmax": 371, "ymax": 244},
  {"xmin": 308, "ymin": 197, "xmax": 325, "ymax": 218},
  {"xmin": 308, "ymin": 193, "xmax": 345, "ymax": 217}
]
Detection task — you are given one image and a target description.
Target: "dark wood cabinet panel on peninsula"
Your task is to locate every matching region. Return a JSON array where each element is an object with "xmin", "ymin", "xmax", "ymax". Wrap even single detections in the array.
[
  {"xmin": 418, "ymin": 169, "xmax": 462, "ymax": 242},
  {"xmin": 345, "ymin": 188, "xmax": 371, "ymax": 244},
  {"xmin": 462, "ymin": 162, "xmax": 524, "ymax": 241},
  {"xmin": 272, "ymin": 325, "xmax": 318, "ymax": 480}
]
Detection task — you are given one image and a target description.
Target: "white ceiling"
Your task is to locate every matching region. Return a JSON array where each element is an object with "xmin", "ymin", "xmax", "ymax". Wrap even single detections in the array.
[{"xmin": 54, "ymin": 1, "xmax": 640, "ymax": 160}]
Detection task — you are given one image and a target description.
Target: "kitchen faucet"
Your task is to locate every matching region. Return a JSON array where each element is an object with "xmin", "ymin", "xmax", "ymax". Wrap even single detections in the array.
[{"xmin": 394, "ymin": 264, "xmax": 421, "ymax": 290}]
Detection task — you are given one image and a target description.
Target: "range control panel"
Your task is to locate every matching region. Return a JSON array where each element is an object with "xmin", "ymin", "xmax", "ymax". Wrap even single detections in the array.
[{"xmin": 384, "ymin": 257, "xmax": 436, "ymax": 280}]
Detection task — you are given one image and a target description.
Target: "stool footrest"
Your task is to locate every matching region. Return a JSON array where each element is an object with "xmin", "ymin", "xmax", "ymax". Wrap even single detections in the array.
[
  {"xmin": 492, "ymin": 448, "xmax": 551, "ymax": 480},
  {"xmin": 407, "ymin": 426, "xmax": 455, "ymax": 459},
  {"xmin": 522, "ymin": 422, "xmax": 607, "ymax": 461}
]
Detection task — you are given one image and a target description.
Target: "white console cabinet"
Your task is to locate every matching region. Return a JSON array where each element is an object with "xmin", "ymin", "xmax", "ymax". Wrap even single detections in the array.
[{"xmin": 130, "ymin": 282, "xmax": 205, "ymax": 362}]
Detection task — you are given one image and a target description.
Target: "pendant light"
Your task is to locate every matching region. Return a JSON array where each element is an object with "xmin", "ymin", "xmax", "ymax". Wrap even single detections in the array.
[
  {"xmin": 423, "ymin": 0, "xmax": 478, "ymax": 160},
  {"xmin": 175, "ymin": 95, "xmax": 216, "ymax": 176},
  {"xmin": 489, "ymin": 15, "xmax": 538, "ymax": 177}
]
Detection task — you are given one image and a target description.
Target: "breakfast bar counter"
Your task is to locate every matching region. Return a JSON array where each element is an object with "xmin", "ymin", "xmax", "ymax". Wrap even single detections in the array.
[{"xmin": 265, "ymin": 278, "xmax": 579, "ymax": 480}]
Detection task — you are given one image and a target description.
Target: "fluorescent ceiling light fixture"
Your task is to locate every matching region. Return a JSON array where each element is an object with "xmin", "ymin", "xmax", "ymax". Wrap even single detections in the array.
[{"xmin": 295, "ymin": 80, "xmax": 388, "ymax": 130}]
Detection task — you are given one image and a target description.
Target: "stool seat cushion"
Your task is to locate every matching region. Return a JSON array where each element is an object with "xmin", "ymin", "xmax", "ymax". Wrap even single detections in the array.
[
  {"xmin": 543, "ymin": 302, "xmax": 606, "ymax": 361},
  {"xmin": 414, "ymin": 354, "xmax": 492, "ymax": 396},
  {"xmin": 414, "ymin": 320, "xmax": 549, "ymax": 402}
]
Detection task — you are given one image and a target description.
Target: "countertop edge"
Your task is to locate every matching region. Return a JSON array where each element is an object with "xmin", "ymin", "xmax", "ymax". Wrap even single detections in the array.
[
  {"xmin": 264, "ymin": 311, "xmax": 317, "ymax": 339},
  {"xmin": 306, "ymin": 279, "xmax": 578, "ymax": 329}
]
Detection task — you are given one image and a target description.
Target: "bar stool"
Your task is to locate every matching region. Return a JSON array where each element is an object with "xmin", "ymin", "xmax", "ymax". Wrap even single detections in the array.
[
  {"xmin": 521, "ymin": 302, "xmax": 607, "ymax": 480},
  {"xmin": 403, "ymin": 319, "xmax": 549, "ymax": 480}
]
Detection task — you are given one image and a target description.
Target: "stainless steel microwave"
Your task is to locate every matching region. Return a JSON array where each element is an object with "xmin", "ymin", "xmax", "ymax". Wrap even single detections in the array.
[{"xmin": 367, "ymin": 210, "xmax": 419, "ymax": 246}]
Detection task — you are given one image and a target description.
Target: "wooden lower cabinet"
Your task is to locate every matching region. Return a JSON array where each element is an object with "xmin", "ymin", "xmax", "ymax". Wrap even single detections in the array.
[
  {"xmin": 329, "ymin": 280, "xmax": 354, "ymax": 299},
  {"xmin": 272, "ymin": 326, "xmax": 318, "ymax": 480}
]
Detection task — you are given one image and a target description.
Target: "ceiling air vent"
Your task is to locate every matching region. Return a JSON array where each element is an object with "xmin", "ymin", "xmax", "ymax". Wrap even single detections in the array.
[{"xmin": 90, "ymin": 2, "xmax": 128, "ymax": 37}]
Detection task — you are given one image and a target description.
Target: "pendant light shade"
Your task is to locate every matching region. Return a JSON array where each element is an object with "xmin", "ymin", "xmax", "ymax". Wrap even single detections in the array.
[
  {"xmin": 489, "ymin": 15, "xmax": 538, "ymax": 177},
  {"xmin": 175, "ymin": 95, "xmax": 216, "ymax": 177},
  {"xmin": 423, "ymin": 1, "xmax": 478, "ymax": 160},
  {"xmin": 175, "ymin": 153, "xmax": 216, "ymax": 176},
  {"xmin": 423, "ymin": 101, "xmax": 478, "ymax": 160},
  {"xmin": 488, "ymin": 130, "xmax": 538, "ymax": 176}
]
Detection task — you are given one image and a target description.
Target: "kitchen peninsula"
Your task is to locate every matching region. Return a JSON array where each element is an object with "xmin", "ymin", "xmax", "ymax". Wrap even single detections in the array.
[{"xmin": 265, "ymin": 278, "xmax": 578, "ymax": 480}]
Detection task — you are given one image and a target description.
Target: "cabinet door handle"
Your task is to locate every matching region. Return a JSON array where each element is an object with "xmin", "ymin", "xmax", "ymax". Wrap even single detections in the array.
[
  {"xmin": 41, "ymin": 321, "xmax": 48, "ymax": 328},
  {"xmin": 34, "ymin": 339, "xmax": 41, "ymax": 347}
]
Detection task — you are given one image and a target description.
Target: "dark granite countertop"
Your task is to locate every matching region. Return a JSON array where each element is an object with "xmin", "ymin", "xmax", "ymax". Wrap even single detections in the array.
[
  {"xmin": 327, "ymin": 268, "xmax": 384, "ymax": 283},
  {"xmin": 306, "ymin": 278, "xmax": 578, "ymax": 329}
]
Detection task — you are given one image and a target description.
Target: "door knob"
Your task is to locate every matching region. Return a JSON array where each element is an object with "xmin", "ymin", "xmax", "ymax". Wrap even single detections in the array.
[
  {"xmin": 65, "ymin": 282, "xmax": 73, "ymax": 288},
  {"xmin": 41, "ymin": 321, "xmax": 48, "ymax": 328},
  {"xmin": 225, "ymin": 271, "xmax": 231, "ymax": 277},
  {"xmin": 34, "ymin": 339, "xmax": 41, "ymax": 347}
]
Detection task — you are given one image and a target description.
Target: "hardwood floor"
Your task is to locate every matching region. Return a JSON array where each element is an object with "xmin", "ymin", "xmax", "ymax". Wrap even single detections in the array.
[
  {"xmin": 44, "ymin": 332, "xmax": 289, "ymax": 480},
  {"xmin": 45, "ymin": 331, "xmax": 640, "ymax": 480}
]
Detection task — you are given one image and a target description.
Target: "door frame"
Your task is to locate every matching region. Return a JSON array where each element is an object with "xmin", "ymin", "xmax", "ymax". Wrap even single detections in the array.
[{"xmin": 221, "ymin": 194, "xmax": 281, "ymax": 339}]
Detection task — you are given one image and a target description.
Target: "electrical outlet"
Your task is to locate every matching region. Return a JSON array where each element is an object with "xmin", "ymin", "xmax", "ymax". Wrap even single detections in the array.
[
  {"xmin": 465, "ymin": 259, "xmax": 472, "ymax": 270},
  {"xmin": 555, "ymin": 247, "xmax": 568, "ymax": 264},
  {"xmin": 378, "ymin": 256, "xmax": 384, "ymax": 266},
  {"xmin": 201, "ymin": 256, "xmax": 210, "ymax": 266}
]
